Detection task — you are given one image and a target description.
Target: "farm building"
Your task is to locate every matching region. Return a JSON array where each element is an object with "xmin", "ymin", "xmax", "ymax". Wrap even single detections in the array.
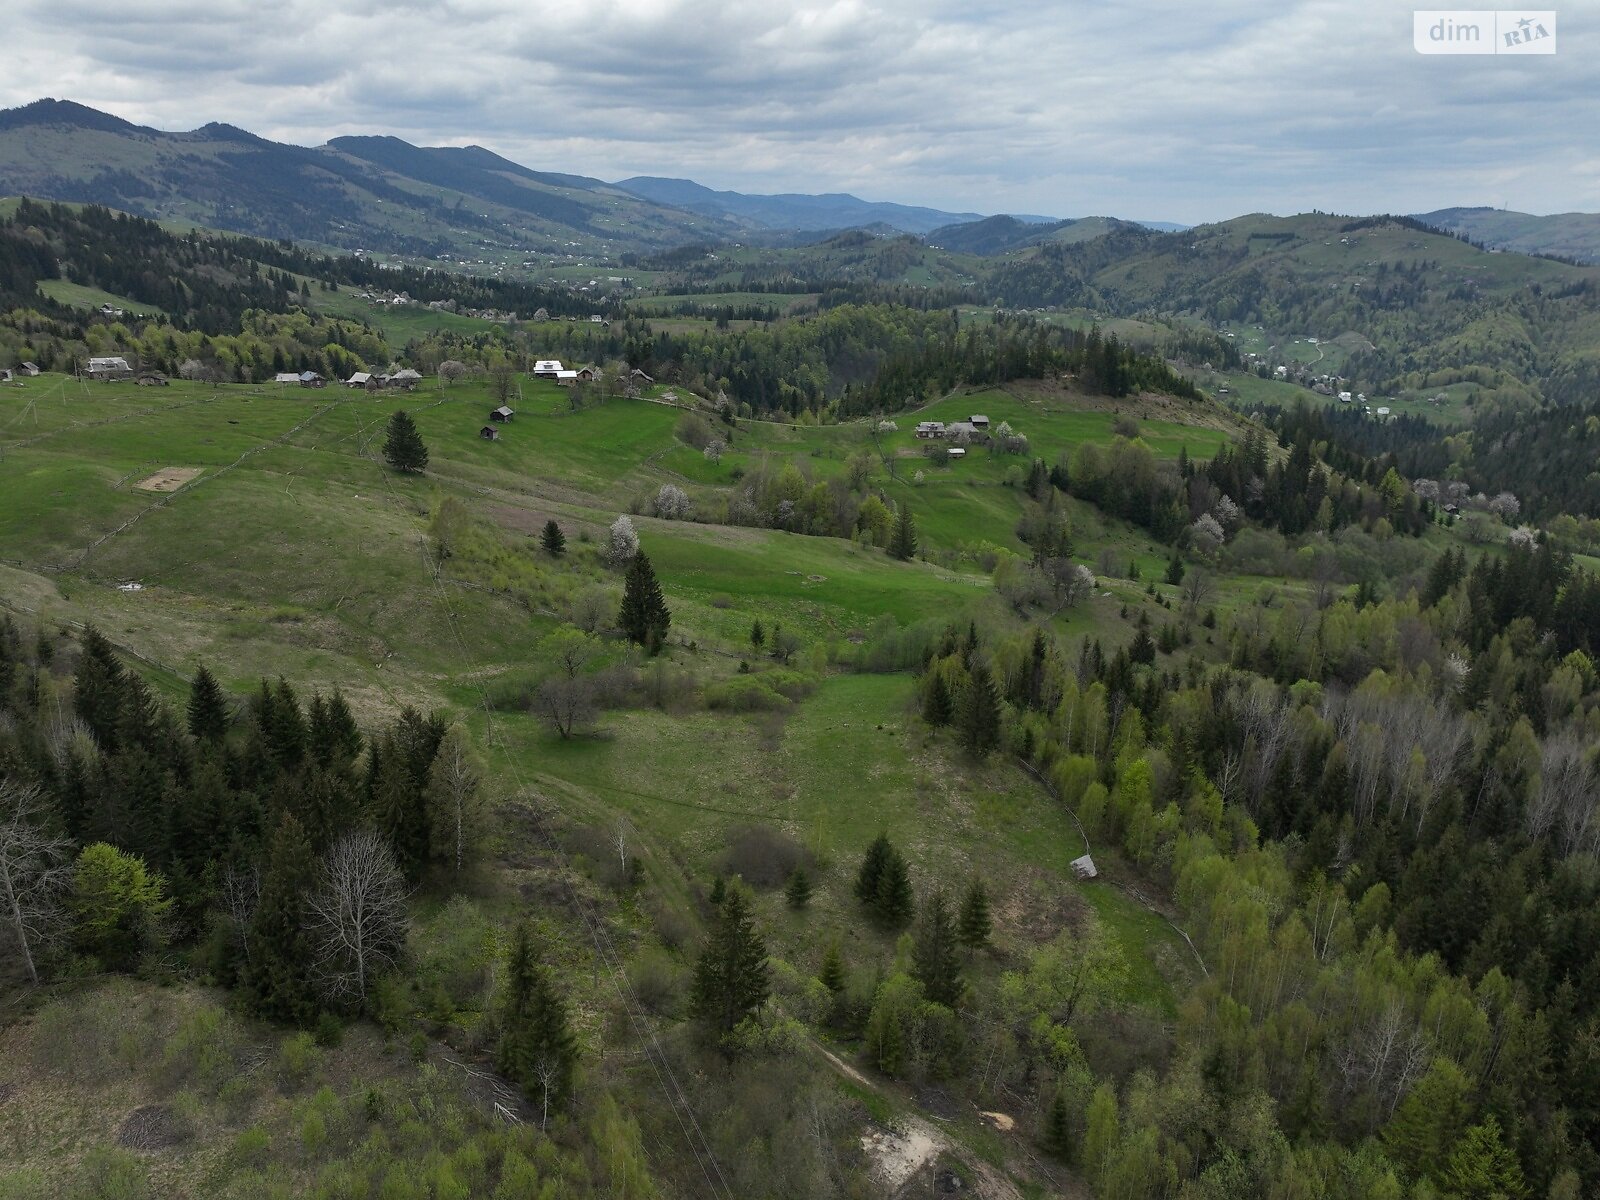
[
  {"xmin": 274, "ymin": 372, "xmax": 301, "ymax": 385},
  {"xmin": 489, "ymin": 406, "xmax": 515, "ymax": 422},
  {"xmin": 914, "ymin": 421, "xmax": 946, "ymax": 439},
  {"xmin": 479, "ymin": 426, "xmax": 500, "ymax": 441},
  {"xmin": 18, "ymin": 362, "xmax": 39, "ymax": 376},
  {"xmin": 629, "ymin": 369, "xmax": 654, "ymax": 385},
  {"xmin": 969, "ymin": 414, "xmax": 990, "ymax": 429},
  {"xmin": 86, "ymin": 356, "xmax": 133, "ymax": 380},
  {"xmin": 947, "ymin": 447, "xmax": 967, "ymax": 459},
  {"xmin": 0, "ymin": 369, "xmax": 13, "ymax": 383},
  {"xmin": 389, "ymin": 368, "xmax": 422, "ymax": 389},
  {"xmin": 346, "ymin": 371, "xmax": 373, "ymax": 388},
  {"xmin": 298, "ymin": 371, "xmax": 325, "ymax": 388},
  {"xmin": 576, "ymin": 365, "xmax": 599, "ymax": 382},
  {"xmin": 946, "ymin": 420, "xmax": 983, "ymax": 441}
]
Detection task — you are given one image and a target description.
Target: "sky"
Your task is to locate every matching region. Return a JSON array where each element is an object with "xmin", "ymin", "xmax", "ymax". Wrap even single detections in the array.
[{"xmin": 4, "ymin": 0, "xmax": 1597, "ymax": 224}]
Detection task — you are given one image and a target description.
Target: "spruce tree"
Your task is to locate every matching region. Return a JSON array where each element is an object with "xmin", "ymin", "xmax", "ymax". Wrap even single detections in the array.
[
  {"xmin": 246, "ymin": 812, "xmax": 319, "ymax": 1024},
  {"xmin": 497, "ymin": 921, "xmax": 577, "ymax": 1129},
  {"xmin": 690, "ymin": 886, "xmax": 769, "ymax": 1037},
  {"xmin": 912, "ymin": 889, "xmax": 964, "ymax": 1009},
  {"xmin": 750, "ymin": 619, "xmax": 765, "ymax": 652},
  {"xmin": 1045, "ymin": 1088, "xmax": 1072, "ymax": 1158},
  {"xmin": 708, "ymin": 873, "xmax": 726, "ymax": 905},
  {"xmin": 618, "ymin": 552, "xmax": 671, "ymax": 655},
  {"xmin": 382, "ymin": 409, "xmax": 429, "ymax": 473},
  {"xmin": 889, "ymin": 503, "xmax": 918, "ymax": 561},
  {"xmin": 1164, "ymin": 555, "xmax": 1184, "ymax": 586},
  {"xmin": 874, "ymin": 845, "xmax": 914, "ymax": 928},
  {"xmin": 957, "ymin": 659, "xmax": 1002, "ymax": 758},
  {"xmin": 784, "ymin": 864, "xmax": 812, "ymax": 911},
  {"xmin": 854, "ymin": 833, "xmax": 893, "ymax": 907},
  {"xmin": 958, "ymin": 876, "xmax": 992, "ymax": 949},
  {"xmin": 540, "ymin": 519, "xmax": 566, "ymax": 557},
  {"xmin": 818, "ymin": 942, "xmax": 845, "ymax": 994},
  {"xmin": 922, "ymin": 670, "xmax": 953, "ymax": 726},
  {"xmin": 187, "ymin": 663, "xmax": 228, "ymax": 742}
]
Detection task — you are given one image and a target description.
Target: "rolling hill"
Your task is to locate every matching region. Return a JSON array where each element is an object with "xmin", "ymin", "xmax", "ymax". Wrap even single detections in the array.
[
  {"xmin": 611, "ymin": 175, "xmax": 998, "ymax": 234},
  {"xmin": 0, "ymin": 98, "xmax": 740, "ymax": 259},
  {"xmin": 1414, "ymin": 205, "xmax": 1600, "ymax": 264},
  {"xmin": 925, "ymin": 214, "xmax": 1136, "ymax": 255},
  {"xmin": 986, "ymin": 211, "xmax": 1600, "ymax": 407}
]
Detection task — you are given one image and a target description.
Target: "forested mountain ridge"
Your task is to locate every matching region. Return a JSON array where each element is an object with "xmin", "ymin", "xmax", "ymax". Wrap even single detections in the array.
[
  {"xmin": 0, "ymin": 98, "xmax": 742, "ymax": 257},
  {"xmin": 1415, "ymin": 206, "xmax": 1600, "ymax": 265},
  {"xmin": 987, "ymin": 212, "xmax": 1600, "ymax": 408}
]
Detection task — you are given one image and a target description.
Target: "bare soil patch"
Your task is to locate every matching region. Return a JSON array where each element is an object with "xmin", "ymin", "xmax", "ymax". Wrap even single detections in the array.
[{"xmin": 133, "ymin": 466, "xmax": 203, "ymax": 492}]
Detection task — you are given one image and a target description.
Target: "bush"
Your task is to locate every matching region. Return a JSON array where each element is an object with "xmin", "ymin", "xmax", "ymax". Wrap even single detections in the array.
[
  {"xmin": 160, "ymin": 1004, "xmax": 241, "ymax": 1093},
  {"xmin": 276, "ymin": 1032, "xmax": 321, "ymax": 1091},
  {"xmin": 68, "ymin": 1147, "xmax": 149, "ymax": 1200},
  {"xmin": 705, "ymin": 676, "xmax": 789, "ymax": 712},
  {"xmin": 631, "ymin": 946, "xmax": 686, "ymax": 1016},
  {"xmin": 721, "ymin": 824, "xmax": 809, "ymax": 889}
]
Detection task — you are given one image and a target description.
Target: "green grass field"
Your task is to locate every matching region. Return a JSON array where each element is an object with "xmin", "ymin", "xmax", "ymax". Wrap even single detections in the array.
[{"xmin": 0, "ymin": 369, "xmax": 1243, "ymax": 1030}]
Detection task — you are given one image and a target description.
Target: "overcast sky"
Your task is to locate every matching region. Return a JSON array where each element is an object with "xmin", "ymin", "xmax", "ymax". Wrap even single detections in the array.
[{"xmin": 5, "ymin": 0, "xmax": 1597, "ymax": 224}]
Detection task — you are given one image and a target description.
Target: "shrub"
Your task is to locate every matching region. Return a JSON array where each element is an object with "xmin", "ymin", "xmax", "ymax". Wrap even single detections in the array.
[
  {"xmin": 68, "ymin": 1148, "xmax": 149, "ymax": 1200},
  {"xmin": 721, "ymin": 824, "xmax": 809, "ymax": 889},
  {"xmin": 276, "ymin": 1032, "xmax": 321, "ymax": 1091},
  {"xmin": 705, "ymin": 676, "xmax": 789, "ymax": 712}
]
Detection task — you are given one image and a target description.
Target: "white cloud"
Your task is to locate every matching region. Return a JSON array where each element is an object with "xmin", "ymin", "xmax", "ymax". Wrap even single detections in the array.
[{"xmin": 4, "ymin": 0, "xmax": 1597, "ymax": 222}]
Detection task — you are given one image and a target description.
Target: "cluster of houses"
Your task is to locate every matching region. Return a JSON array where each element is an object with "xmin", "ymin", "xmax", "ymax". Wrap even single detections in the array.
[
  {"xmin": 913, "ymin": 413, "xmax": 990, "ymax": 459},
  {"xmin": 269, "ymin": 369, "xmax": 425, "ymax": 390},
  {"xmin": 2, "ymin": 362, "xmax": 41, "ymax": 383}
]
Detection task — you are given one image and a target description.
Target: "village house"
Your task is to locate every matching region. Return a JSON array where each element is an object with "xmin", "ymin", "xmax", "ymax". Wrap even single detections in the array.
[
  {"xmin": 18, "ymin": 362, "xmax": 39, "ymax": 377},
  {"xmin": 86, "ymin": 356, "xmax": 134, "ymax": 380},
  {"xmin": 914, "ymin": 421, "xmax": 946, "ymax": 439},
  {"xmin": 298, "ymin": 371, "xmax": 325, "ymax": 388},
  {"xmin": 575, "ymin": 365, "xmax": 599, "ymax": 383},
  {"xmin": 345, "ymin": 372, "xmax": 373, "ymax": 388},
  {"xmin": 274, "ymin": 372, "xmax": 302, "ymax": 385},
  {"xmin": 629, "ymin": 368, "xmax": 654, "ymax": 385},
  {"xmin": 389, "ymin": 368, "xmax": 422, "ymax": 390},
  {"xmin": 969, "ymin": 414, "xmax": 990, "ymax": 430},
  {"xmin": 945, "ymin": 420, "xmax": 984, "ymax": 441}
]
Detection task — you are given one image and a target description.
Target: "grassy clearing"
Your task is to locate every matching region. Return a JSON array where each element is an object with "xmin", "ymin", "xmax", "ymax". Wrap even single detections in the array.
[{"xmin": 37, "ymin": 277, "xmax": 167, "ymax": 316}]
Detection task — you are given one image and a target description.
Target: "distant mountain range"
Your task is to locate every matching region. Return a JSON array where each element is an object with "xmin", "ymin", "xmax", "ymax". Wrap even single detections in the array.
[
  {"xmin": 1413, "ymin": 206, "xmax": 1600, "ymax": 264},
  {"xmin": 0, "ymin": 98, "xmax": 1176, "ymax": 261},
  {"xmin": 611, "ymin": 176, "xmax": 1004, "ymax": 236}
]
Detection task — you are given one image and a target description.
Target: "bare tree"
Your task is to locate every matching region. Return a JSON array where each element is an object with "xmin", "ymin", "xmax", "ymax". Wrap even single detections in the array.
[
  {"xmin": 536, "ymin": 675, "xmax": 598, "ymax": 739},
  {"xmin": 308, "ymin": 829, "xmax": 409, "ymax": 1008},
  {"xmin": 427, "ymin": 728, "xmax": 486, "ymax": 875},
  {"xmin": 1181, "ymin": 569, "xmax": 1215, "ymax": 612},
  {"xmin": 0, "ymin": 780, "xmax": 72, "ymax": 985},
  {"xmin": 220, "ymin": 862, "xmax": 261, "ymax": 970}
]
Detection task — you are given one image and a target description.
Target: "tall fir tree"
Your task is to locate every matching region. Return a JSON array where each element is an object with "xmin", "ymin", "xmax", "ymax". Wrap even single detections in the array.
[
  {"xmin": 784, "ymin": 864, "xmax": 812, "ymax": 911},
  {"xmin": 187, "ymin": 663, "xmax": 228, "ymax": 742},
  {"xmin": 912, "ymin": 889, "xmax": 965, "ymax": 1009},
  {"xmin": 540, "ymin": 519, "xmax": 566, "ymax": 557},
  {"xmin": 855, "ymin": 833, "xmax": 893, "ymax": 906},
  {"xmin": 889, "ymin": 503, "xmax": 918, "ymax": 561},
  {"xmin": 382, "ymin": 409, "xmax": 429, "ymax": 473},
  {"xmin": 618, "ymin": 552, "xmax": 671, "ymax": 655},
  {"xmin": 818, "ymin": 942, "xmax": 846, "ymax": 994},
  {"xmin": 958, "ymin": 876, "xmax": 992, "ymax": 949},
  {"xmin": 246, "ymin": 812, "xmax": 319, "ymax": 1024},
  {"xmin": 874, "ymin": 844, "xmax": 914, "ymax": 928},
  {"xmin": 957, "ymin": 659, "xmax": 1002, "ymax": 758},
  {"xmin": 497, "ymin": 921, "xmax": 578, "ymax": 1128},
  {"xmin": 690, "ymin": 886, "xmax": 770, "ymax": 1037},
  {"xmin": 922, "ymin": 669, "xmax": 953, "ymax": 726}
]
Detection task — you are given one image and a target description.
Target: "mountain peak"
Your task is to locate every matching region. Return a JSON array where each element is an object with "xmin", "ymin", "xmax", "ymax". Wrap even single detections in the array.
[{"xmin": 0, "ymin": 98, "xmax": 143, "ymax": 134}]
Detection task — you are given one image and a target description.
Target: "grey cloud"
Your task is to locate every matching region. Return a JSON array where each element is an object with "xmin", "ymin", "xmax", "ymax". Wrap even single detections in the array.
[{"xmin": 4, "ymin": 0, "xmax": 1597, "ymax": 223}]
